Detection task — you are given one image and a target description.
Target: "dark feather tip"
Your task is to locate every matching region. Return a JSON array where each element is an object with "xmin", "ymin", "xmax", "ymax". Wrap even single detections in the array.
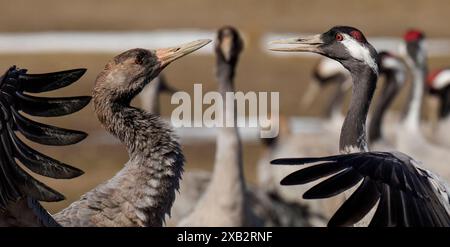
[
  {"xmin": 271, "ymin": 158, "xmax": 303, "ymax": 165},
  {"xmin": 20, "ymin": 68, "xmax": 87, "ymax": 93},
  {"xmin": 18, "ymin": 94, "xmax": 92, "ymax": 117},
  {"xmin": 280, "ymin": 172, "xmax": 304, "ymax": 186}
]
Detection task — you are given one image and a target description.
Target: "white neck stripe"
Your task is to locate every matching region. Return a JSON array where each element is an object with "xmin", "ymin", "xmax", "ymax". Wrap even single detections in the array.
[{"xmin": 341, "ymin": 34, "xmax": 378, "ymax": 73}]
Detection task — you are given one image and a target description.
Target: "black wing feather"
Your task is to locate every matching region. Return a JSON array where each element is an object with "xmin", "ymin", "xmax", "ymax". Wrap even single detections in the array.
[
  {"xmin": 16, "ymin": 93, "xmax": 91, "ymax": 117},
  {"xmin": 0, "ymin": 66, "xmax": 89, "ymax": 218},
  {"xmin": 0, "ymin": 130, "xmax": 64, "ymax": 202},
  {"xmin": 369, "ymin": 183, "xmax": 393, "ymax": 226},
  {"xmin": 303, "ymin": 168, "xmax": 363, "ymax": 199},
  {"xmin": 9, "ymin": 128, "xmax": 84, "ymax": 179},
  {"xmin": 271, "ymin": 153, "xmax": 358, "ymax": 165},
  {"xmin": 271, "ymin": 151, "xmax": 450, "ymax": 227},
  {"xmin": 328, "ymin": 178, "xmax": 380, "ymax": 226},
  {"xmin": 19, "ymin": 68, "xmax": 86, "ymax": 93},
  {"xmin": 280, "ymin": 161, "xmax": 348, "ymax": 185},
  {"xmin": 12, "ymin": 108, "xmax": 86, "ymax": 145}
]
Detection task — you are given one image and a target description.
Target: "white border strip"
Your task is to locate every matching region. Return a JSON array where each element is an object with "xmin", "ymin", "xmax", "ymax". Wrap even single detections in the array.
[
  {"xmin": 1, "ymin": 30, "xmax": 449, "ymax": 57},
  {"xmin": 0, "ymin": 30, "xmax": 216, "ymax": 54}
]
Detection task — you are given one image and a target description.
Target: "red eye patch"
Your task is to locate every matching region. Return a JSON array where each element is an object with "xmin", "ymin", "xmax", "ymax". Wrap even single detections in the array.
[
  {"xmin": 404, "ymin": 30, "xmax": 424, "ymax": 42},
  {"xmin": 350, "ymin": 31, "xmax": 364, "ymax": 42}
]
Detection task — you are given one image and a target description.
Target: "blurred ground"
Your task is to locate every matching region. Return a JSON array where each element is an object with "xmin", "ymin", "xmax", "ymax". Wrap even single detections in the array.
[{"xmin": 0, "ymin": 0, "xmax": 449, "ymax": 213}]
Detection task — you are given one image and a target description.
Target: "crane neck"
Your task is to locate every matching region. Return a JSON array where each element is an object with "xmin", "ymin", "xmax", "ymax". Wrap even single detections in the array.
[
  {"xmin": 215, "ymin": 58, "xmax": 245, "ymax": 184},
  {"xmin": 340, "ymin": 66, "xmax": 378, "ymax": 153},
  {"xmin": 92, "ymin": 79, "xmax": 184, "ymax": 226},
  {"xmin": 197, "ymin": 57, "xmax": 247, "ymax": 225},
  {"xmin": 215, "ymin": 58, "xmax": 242, "ymax": 162},
  {"xmin": 402, "ymin": 65, "xmax": 426, "ymax": 131},
  {"xmin": 216, "ymin": 60, "xmax": 237, "ymax": 93}
]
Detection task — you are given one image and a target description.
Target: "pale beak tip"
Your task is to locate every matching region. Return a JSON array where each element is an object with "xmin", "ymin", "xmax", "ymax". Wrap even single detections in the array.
[
  {"xmin": 195, "ymin": 39, "xmax": 212, "ymax": 50},
  {"xmin": 200, "ymin": 39, "xmax": 212, "ymax": 45}
]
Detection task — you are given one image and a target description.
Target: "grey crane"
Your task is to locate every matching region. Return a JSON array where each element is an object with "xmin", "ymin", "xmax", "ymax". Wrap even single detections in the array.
[
  {"xmin": 0, "ymin": 39, "xmax": 211, "ymax": 226},
  {"xmin": 393, "ymin": 30, "xmax": 450, "ymax": 181},
  {"xmin": 269, "ymin": 26, "xmax": 450, "ymax": 227},
  {"xmin": 176, "ymin": 26, "xmax": 313, "ymax": 227},
  {"xmin": 426, "ymin": 68, "xmax": 450, "ymax": 148},
  {"xmin": 368, "ymin": 51, "xmax": 407, "ymax": 149},
  {"xmin": 54, "ymin": 39, "xmax": 211, "ymax": 226},
  {"xmin": 178, "ymin": 26, "xmax": 249, "ymax": 226}
]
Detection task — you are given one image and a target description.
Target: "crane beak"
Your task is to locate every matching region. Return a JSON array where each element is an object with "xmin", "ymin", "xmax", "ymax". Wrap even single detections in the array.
[
  {"xmin": 156, "ymin": 39, "xmax": 212, "ymax": 68},
  {"xmin": 269, "ymin": 34, "xmax": 324, "ymax": 53}
]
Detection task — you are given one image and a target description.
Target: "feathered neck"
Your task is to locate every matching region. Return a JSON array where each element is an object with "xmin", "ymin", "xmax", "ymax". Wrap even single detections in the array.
[
  {"xmin": 92, "ymin": 75, "xmax": 184, "ymax": 226},
  {"xmin": 340, "ymin": 66, "xmax": 378, "ymax": 153}
]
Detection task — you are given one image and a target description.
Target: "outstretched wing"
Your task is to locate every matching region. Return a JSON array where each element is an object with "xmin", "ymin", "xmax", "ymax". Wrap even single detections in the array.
[
  {"xmin": 0, "ymin": 66, "xmax": 90, "ymax": 226},
  {"xmin": 271, "ymin": 151, "xmax": 450, "ymax": 227}
]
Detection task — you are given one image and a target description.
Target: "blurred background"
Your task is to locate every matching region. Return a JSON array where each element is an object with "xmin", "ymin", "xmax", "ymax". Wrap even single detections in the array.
[{"xmin": 2, "ymin": 0, "xmax": 450, "ymax": 213}]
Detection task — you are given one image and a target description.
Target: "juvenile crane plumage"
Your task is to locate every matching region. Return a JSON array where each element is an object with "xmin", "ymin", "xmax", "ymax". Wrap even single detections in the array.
[
  {"xmin": 0, "ymin": 39, "xmax": 211, "ymax": 227},
  {"xmin": 54, "ymin": 40, "xmax": 211, "ymax": 226}
]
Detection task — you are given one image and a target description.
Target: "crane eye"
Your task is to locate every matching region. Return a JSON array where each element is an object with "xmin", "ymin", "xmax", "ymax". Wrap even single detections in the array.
[
  {"xmin": 135, "ymin": 55, "xmax": 144, "ymax": 65},
  {"xmin": 336, "ymin": 33, "xmax": 344, "ymax": 41}
]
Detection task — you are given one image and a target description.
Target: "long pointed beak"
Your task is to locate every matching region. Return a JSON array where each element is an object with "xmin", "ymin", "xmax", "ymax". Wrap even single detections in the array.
[
  {"xmin": 269, "ymin": 34, "xmax": 324, "ymax": 53},
  {"xmin": 156, "ymin": 39, "xmax": 212, "ymax": 67}
]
